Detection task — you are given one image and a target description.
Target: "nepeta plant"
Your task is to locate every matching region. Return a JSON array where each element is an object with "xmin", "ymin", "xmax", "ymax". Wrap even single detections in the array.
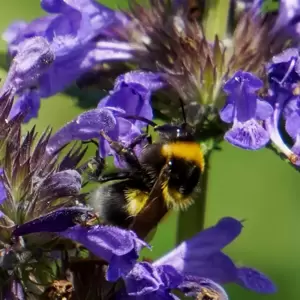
[{"xmin": 0, "ymin": 0, "xmax": 296, "ymax": 299}]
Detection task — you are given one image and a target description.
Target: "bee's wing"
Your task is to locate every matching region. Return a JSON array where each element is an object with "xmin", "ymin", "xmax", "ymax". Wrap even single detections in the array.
[{"xmin": 130, "ymin": 164, "xmax": 170, "ymax": 239}]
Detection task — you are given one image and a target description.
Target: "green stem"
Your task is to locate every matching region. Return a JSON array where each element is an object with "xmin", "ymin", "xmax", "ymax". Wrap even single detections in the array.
[
  {"xmin": 203, "ymin": 0, "xmax": 231, "ymax": 40},
  {"xmin": 176, "ymin": 153, "xmax": 211, "ymax": 242}
]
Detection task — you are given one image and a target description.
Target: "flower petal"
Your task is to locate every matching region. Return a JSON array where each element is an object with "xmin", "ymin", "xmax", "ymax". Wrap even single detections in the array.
[
  {"xmin": 60, "ymin": 225, "xmax": 148, "ymax": 281},
  {"xmin": 283, "ymin": 96, "xmax": 300, "ymax": 120},
  {"xmin": 184, "ymin": 252, "xmax": 237, "ymax": 284},
  {"xmin": 155, "ymin": 217, "xmax": 242, "ymax": 270},
  {"xmin": 271, "ymin": 48, "xmax": 299, "ymax": 65},
  {"xmin": 255, "ymin": 99, "xmax": 274, "ymax": 120},
  {"xmin": 225, "ymin": 119, "xmax": 270, "ymax": 150},
  {"xmin": 47, "ymin": 108, "xmax": 117, "ymax": 154},
  {"xmin": 154, "ymin": 218, "xmax": 242, "ymax": 280},
  {"xmin": 237, "ymin": 267, "xmax": 277, "ymax": 294},
  {"xmin": 125, "ymin": 262, "xmax": 163, "ymax": 296},
  {"xmin": 285, "ymin": 111, "xmax": 300, "ymax": 139},
  {"xmin": 157, "ymin": 265, "xmax": 183, "ymax": 290},
  {"xmin": 9, "ymin": 90, "xmax": 41, "ymax": 123},
  {"xmin": 2, "ymin": 36, "xmax": 55, "ymax": 93},
  {"xmin": 223, "ymin": 71, "xmax": 262, "ymax": 123},
  {"xmin": 267, "ymin": 48, "xmax": 300, "ymax": 86},
  {"xmin": 13, "ymin": 207, "xmax": 92, "ymax": 236},
  {"xmin": 38, "ymin": 169, "xmax": 82, "ymax": 201},
  {"xmin": 219, "ymin": 97, "xmax": 234, "ymax": 123},
  {"xmin": 98, "ymin": 80, "xmax": 154, "ymax": 129},
  {"xmin": 115, "ymin": 71, "xmax": 165, "ymax": 92},
  {"xmin": 223, "ymin": 71, "xmax": 263, "ymax": 94},
  {"xmin": 2, "ymin": 21, "xmax": 27, "ymax": 44}
]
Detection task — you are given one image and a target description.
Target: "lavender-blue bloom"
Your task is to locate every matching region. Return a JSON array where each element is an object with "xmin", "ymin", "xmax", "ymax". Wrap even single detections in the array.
[
  {"xmin": 9, "ymin": 90, "xmax": 40, "ymax": 123},
  {"xmin": 220, "ymin": 71, "xmax": 273, "ymax": 150},
  {"xmin": 274, "ymin": 0, "xmax": 300, "ymax": 35},
  {"xmin": 60, "ymin": 224, "xmax": 148, "ymax": 282},
  {"xmin": 47, "ymin": 71, "xmax": 164, "ymax": 167},
  {"xmin": 0, "ymin": 36, "xmax": 55, "ymax": 122},
  {"xmin": 10, "ymin": 214, "xmax": 275, "ymax": 299},
  {"xmin": 2, "ymin": 0, "xmax": 138, "ymax": 122},
  {"xmin": 117, "ymin": 217, "xmax": 275, "ymax": 299},
  {"xmin": 1, "ymin": 36, "xmax": 55, "ymax": 95},
  {"xmin": 265, "ymin": 48, "xmax": 300, "ymax": 163},
  {"xmin": 11, "ymin": 207, "xmax": 147, "ymax": 284}
]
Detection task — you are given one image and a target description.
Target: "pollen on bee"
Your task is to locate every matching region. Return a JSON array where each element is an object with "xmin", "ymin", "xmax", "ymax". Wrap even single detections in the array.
[{"xmin": 293, "ymin": 84, "xmax": 300, "ymax": 95}]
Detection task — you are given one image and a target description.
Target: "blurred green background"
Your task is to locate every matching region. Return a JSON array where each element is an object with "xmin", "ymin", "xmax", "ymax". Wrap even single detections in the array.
[{"xmin": 1, "ymin": 1, "xmax": 299, "ymax": 299}]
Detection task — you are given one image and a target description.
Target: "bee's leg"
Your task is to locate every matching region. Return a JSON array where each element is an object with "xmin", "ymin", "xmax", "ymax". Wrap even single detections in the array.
[
  {"xmin": 127, "ymin": 133, "xmax": 151, "ymax": 149},
  {"xmin": 78, "ymin": 156, "xmax": 105, "ymax": 177},
  {"xmin": 78, "ymin": 139, "xmax": 107, "ymax": 179},
  {"xmin": 96, "ymin": 171, "xmax": 133, "ymax": 183},
  {"xmin": 100, "ymin": 130, "xmax": 141, "ymax": 168},
  {"xmin": 145, "ymin": 125, "xmax": 152, "ymax": 144}
]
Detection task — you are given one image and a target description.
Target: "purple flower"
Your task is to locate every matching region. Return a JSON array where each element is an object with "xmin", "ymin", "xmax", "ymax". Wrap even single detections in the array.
[
  {"xmin": 264, "ymin": 48, "xmax": 300, "ymax": 164},
  {"xmin": 60, "ymin": 225, "xmax": 148, "ymax": 281},
  {"xmin": 12, "ymin": 212, "xmax": 147, "ymax": 283},
  {"xmin": 117, "ymin": 217, "xmax": 276, "ymax": 299},
  {"xmin": 267, "ymin": 48, "xmax": 300, "ymax": 88},
  {"xmin": 13, "ymin": 206, "xmax": 92, "ymax": 237},
  {"xmin": 10, "ymin": 211, "xmax": 276, "ymax": 299},
  {"xmin": 48, "ymin": 71, "xmax": 164, "ymax": 167},
  {"xmin": 220, "ymin": 71, "xmax": 273, "ymax": 150},
  {"xmin": 0, "ymin": 36, "xmax": 55, "ymax": 122},
  {"xmin": 274, "ymin": 0, "xmax": 300, "ymax": 35},
  {"xmin": 2, "ymin": 0, "xmax": 139, "ymax": 122},
  {"xmin": 1, "ymin": 36, "xmax": 55, "ymax": 95},
  {"xmin": 8, "ymin": 89, "xmax": 41, "ymax": 122}
]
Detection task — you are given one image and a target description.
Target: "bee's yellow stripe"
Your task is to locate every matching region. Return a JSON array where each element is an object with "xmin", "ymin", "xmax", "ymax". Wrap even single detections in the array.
[
  {"xmin": 161, "ymin": 142, "xmax": 205, "ymax": 171},
  {"xmin": 125, "ymin": 189, "xmax": 149, "ymax": 216}
]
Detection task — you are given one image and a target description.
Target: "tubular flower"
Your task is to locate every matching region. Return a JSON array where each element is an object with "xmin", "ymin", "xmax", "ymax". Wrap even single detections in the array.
[
  {"xmin": 0, "ymin": 36, "xmax": 55, "ymax": 122},
  {"xmin": 264, "ymin": 47, "xmax": 300, "ymax": 165},
  {"xmin": 47, "ymin": 70, "xmax": 164, "ymax": 167},
  {"xmin": 220, "ymin": 71, "xmax": 273, "ymax": 150},
  {"xmin": 2, "ymin": 0, "xmax": 141, "ymax": 122},
  {"xmin": 14, "ymin": 216, "xmax": 275, "ymax": 299}
]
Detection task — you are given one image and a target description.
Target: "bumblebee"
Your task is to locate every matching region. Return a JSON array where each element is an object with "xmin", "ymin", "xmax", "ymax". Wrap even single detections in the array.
[{"xmin": 87, "ymin": 116, "xmax": 205, "ymax": 239}]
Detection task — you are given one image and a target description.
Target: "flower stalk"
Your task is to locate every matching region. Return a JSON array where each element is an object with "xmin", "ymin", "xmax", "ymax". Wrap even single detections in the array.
[{"xmin": 203, "ymin": 0, "xmax": 231, "ymax": 40}]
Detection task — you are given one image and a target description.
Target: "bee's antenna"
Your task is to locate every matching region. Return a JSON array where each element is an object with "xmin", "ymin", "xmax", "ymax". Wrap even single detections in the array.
[
  {"xmin": 123, "ymin": 115, "xmax": 157, "ymax": 127},
  {"xmin": 178, "ymin": 98, "xmax": 187, "ymax": 124}
]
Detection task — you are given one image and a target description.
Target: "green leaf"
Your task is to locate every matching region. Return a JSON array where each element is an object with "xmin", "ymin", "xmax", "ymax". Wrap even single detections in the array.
[{"xmin": 203, "ymin": 0, "xmax": 231, "ymax": 40}]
